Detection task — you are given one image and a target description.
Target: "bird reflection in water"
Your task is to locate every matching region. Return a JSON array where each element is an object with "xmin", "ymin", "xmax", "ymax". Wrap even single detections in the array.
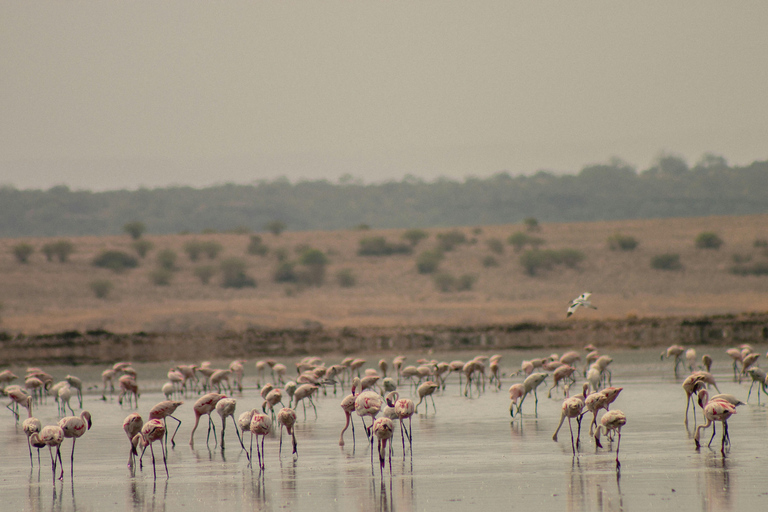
[
  {"xmin": 566, "ymin": 459, "xmax": 625, "ymax": 512},
  {"xmin": 702, "ymin": 456, "xmax": 732, "ymax": 512}
]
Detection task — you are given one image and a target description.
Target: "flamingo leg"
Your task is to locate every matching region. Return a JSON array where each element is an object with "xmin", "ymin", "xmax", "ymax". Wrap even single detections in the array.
[
  {"xmin": 260, "ymin": 435, "xmax": 266, "ymax": 470},
  {"xmin": 279, "ymin": 426, "xmax": 283, "ymax": 456},
  {"xmin": 56, "ymin": 446, "xmax": 64, "ymax": 480},
  {"xmin": 567, "ymin": 418, "xmax": 575, "ymax": 455},
  {"xmin": 615, "ymin": 430, "xmax": 622, "ymax": 471},
  {"xmin": 708, "ymin": 423, "xmax": 717, "ymax": 447},
  {"xmin": 168, "ymin": 415, "xmax": 182, "ymax": 448},
  {"xmin": 291, "ymin": 431, "xmax": 298, "ymax": 457},
  {"xmin": 230, "ymin": 416, "xmax": 247, "ymax": 454},
  {"xmin": 70, "ymin": 439, "xmax": 76, "ymax": 478},
  {"xmin": 430, "ymin": 395, "xmax": 437, "ymax": 415},
  {"xmin": 27, "ymin": 438, "xmax": 33, "ymax": 467},
  {"xmin": 149, "ymin": 443, "xmax": 157, "ymax": 480},
  {"xmin": 161, "ymin": 438, "xmax": 168, "ymax": 478}
]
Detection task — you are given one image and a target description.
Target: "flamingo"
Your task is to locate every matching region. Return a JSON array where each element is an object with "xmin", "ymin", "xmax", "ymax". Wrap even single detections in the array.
[
  {"xmin": 5, "ymin": 388, "xmax": 32, "ymax": 422},
  {"xmin": 101, "ymin": 369, "xmax": 116, "ymax": 400},
  {"xmin": 514, "ymin": 373, "xmax": 548, "ymax": 418},
  {"xmin": 355, "ymin": 390, "xmax": 383, "ymax": 438},
  {"xmin": 339, "ymin": 390, "xmax": 358, "ymax": 447},
  {"xmin": 149, "ymin": 400, "xmax": 183, "ymax": 448},
  {"xmin": 64, "ymin": 375, "xmax": 83, "ymax": 408},
  {"xmin": 132, "ymin": 419, "xmax": 167, "ymax": 479},
  {"xmin": 215, "ymin": 398, "xmax": 246, "ymax": 451},
  {"xmin": 701, "ymin": 354, "xmax": 713, "ymax": 373},
  {"xmin": 548, "ymin": 365, "xmax": 576, "ymax": 398},
  {"xmin": 552, "ymin": 384, "xmax": 587, "ymax": 454},
  {"xmin": 22, "ymin": 417, "xmax": 42, "ymax": 467},
  {"xmin": 683, "ymin": 372, "xmax": 720, "ymax": 427},
  {"xmin": 372, "ymin": 417, "xmax": 394, "ymax": 477},
  {"xmin": 30, "ymin": 425, "xmax": 64, "ymax": 482},
  {"xmin": 123, "ymin": 413, "xmax": 144, "ymax": 468},
  {"xmin": 684, "ymin": 348, "xmax": 697, "ymax": 373},
  {"xmin": 725, "ymin": 348, "xmax": 742, "ymax": 381},
  {"xmin": 249, "ymin": 412, "xmax": 272, "ymax": 470},
  {"xmin": 293, "ymin": 384, "xmax": 319, "ymax": 420},
  {"xmin": 508, "ymin": 383, "xmax": 525, "ymax": 417},
  {"xmin": 594, "ymin": 409, "xmax": 626, "ymax": 471},
  {"xmin": 189, "ymin": 392, "xmax": 225, "ymax": 447},
  {"xmin": 58, "ymin": 410, "xmax": 92, "ymax": 478},
  {"xmin": 277, "ymin": 407, "xmax": 298, "ymax": 458},
  {"xmin": 695, "ymin": 391, "xmax": 736, "ymax": 456},
  {"xmin": 262, "ymin": 388, "xmax": 284, "ymax": 420},
  {"xmin": 57, "ymin": 385, "xmax": 75, "ymax": 416},
  {"xmin": 415, "ymin": 381, "xmax": 439, "ymax": 414},
  {"xmin": 237, "ymin": 410, "xmax": 255, "ymax": 463},
  {"xmin": 393, "ymin": 393, "xmax": 415, "ymax": 455},
  {"xmin": 661, "ymin": 345, "xmax": 685, "ymax": 376},
  {"xmin": 566, "ymin": 292, "xmax": 597, "ymax": 317},
  {"xmin": 118, "ymin": 375, "xmax": 139, "ymax": 408}
]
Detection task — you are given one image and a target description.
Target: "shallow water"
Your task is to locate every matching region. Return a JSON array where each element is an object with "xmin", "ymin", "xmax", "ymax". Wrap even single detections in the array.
[{"xmin": 2, "ymin": 348, "xmax": 767, "ymax": 512}]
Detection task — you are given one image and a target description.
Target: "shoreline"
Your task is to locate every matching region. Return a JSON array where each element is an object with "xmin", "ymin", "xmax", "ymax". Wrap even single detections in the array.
[{"xmin": 2, "ymin": 311, "xmax": 766, "ymax": 365}]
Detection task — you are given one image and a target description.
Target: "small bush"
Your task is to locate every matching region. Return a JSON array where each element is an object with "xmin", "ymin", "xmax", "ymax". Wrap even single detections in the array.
[
  {"xmin": 524, "ymin": 217, "xmax": 540, "ymax": 232},
  {"xmin": 556, "ymin": 248, "xmax": 586, "ymax": 268},
  {"xmin": 193, "ymin": 265, "xmax": 216, "ymax": 284},
  {"xmin": 132, "ymin": 239, "xmax": 154, "ymax": 258},
  {"xmin": 436, "ymin": 230, "xmax": 467, "ymax": 252},
  {"xmin": 247, "ymin": 235, "xmax": 269, "ymax": 256},
  {"xmin": 433, "ymin": 272, "xmax": 457, "ymax": 292},
  {"xmin": 695, "ymin": 232, "xmax": 724, "ymax": 250},
  {"xmin": 157, "ymin": 249, "xmax": 178, "ymax": 271},
  {"xmin": 183, "ymin": 240, "xmax": 205, "ymax": 261},
  {"xmin": 273, "ymin": 261, "xmax": 298, "ymax": 283},
  {"xmin": 202, "ymin": 241, "xmax": 223, "ymax": 259},
  {"xmin": 457, "ymin": 273, "xmax": 477, "ymax": 291},
  {"xmin": 265, "ymin": 220, "xmax": 287, "ymax": 236},
  {"xmin": 12, "ymin": 243, "xmax": 34, "ymax": 263},
  {"xmin": 754, "ymin": 239, "xmax": 768, "ymax": 248},
  {"xmin": 89, "ymin": 279, "xmax": 113, "ymax": 299},
  {"xmin": 336, "ymin": 268, "xmax": 356, "ymax": 288},
  {"xmin": 148, "ymin": 268, "xmax": 173, "ymax": 286},
  {"xmin": 519, "ymin": 249, "xmax": 558, "ymax": 276},
  {"xmin": 402, "ymin": 229, "xmax": 429, "ymax": 246},
  {"xmin": 298, "ymin": 248, "xmax": 329, "ymax": 286},
  {"xmin": 486, "ymin": 238, "xmax": 504, "ymax": 255},
  {"xmin": 482, "ymin": 255, "xmax": 499, "ymax": 268},
  {"xmin": 358, "ymin": 237, "xmax": 412, "ymax": 256},
  {"xmin": 41, "ymin": 240, "xmax": 75, "ymax": 262},
  {"xmin": 730, "ymin": 261, "xmax": 768, "ymax": 276},
  {"xmin": 273, "ymin": 247, "xmax": 289, "ymax": 262},
  {"xmin": 508, "ymin": 232, "xmax": 545, "ymax": 252},
  {"xmin": 123, "ymin": 221, "xmax": 146, "ymax": 240},
  {"xmin": 92, "ymin": 250, "xmax": 139, "ymax": 272},
  {"xmin": 416, "ymin": 249, "xmax": 444, "ymax": 274},
  {"xmin": 607, "ymin": 233, "xmax": 639, "ymax": 251},
  {"xmin": 731, "ymin": 253, "xmax": 752, "ymax": 264},
  {"xmin": 220, "ymin": 258, "xmax": 256, "ymax": 288},
  {"xmin": 651, "ymin": 253, "xmax": 683, "ymax": 271}
]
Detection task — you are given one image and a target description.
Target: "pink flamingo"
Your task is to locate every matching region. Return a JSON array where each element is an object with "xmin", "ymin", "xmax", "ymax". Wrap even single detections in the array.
[
  {"xmin": 508, "ymin": 383, "xmax": 525, "ymax": 417},
  {"xmin": 372, "ymin": 417, "xmax": 394, "ymax": 477},
  {"xmin": 339, "ymin": 392, "xmax": 358, "ymax": 447},
  {"xmin": 249, "ymin": 412, "xmax": 272, "ymax": 470},
  {"xmin": 123, "ymin": 413, "xmax": 143, "ymax": 468},
  {"xmin": 58, "ymin": 410, "xmax": 92, "ymax": 478},
  {"xmin": 355, "ymin": 390, "xmax": 383, "ymax": 438},
  {"xmin": 215, "ymin": 397, "xmax": 246, "ymax": 451},
  {"xmin": 132, "ymin": 418, "xmax": 168, "ymax": 479},
  {"xmin": 5, "ymin": 387, "xmax": 32, "ymax": 422},
  {"xmin": 118, "ymin": 375, "xmax": 139, "ymax": 408},
  {"xmin": 189, "ymin": 392, "xmax": 225, "ymax": 447},
  {"xmin": 594, "ymin": 409, "xmax": 626, "ymax": 470},
  {"xmin": 277, "ymin": 407, "xmax": 298, "ymax": 458},
  {"xmin": 695, "ymin": 389, "xmax": 737, "ymax": 456},
  {"xmin": 149, "ymin": 400, "xmax": 183, "ymax": 448},
  {"xmin": 393, "ymin": 393, "xmax": 416, "ymax": 455},
  {"xmin": 22, "ymin": 417, "xmax": 42, "ymax": 467},
  {"xmin": 552, "ymin": 384, "xmax": 587, "ymax": 454},
  {"xmin": 293, "ymin": 383, "xmax": 319, "ymax": 420},
  {"xmin": 548, "ymin": 365, "xmax": 576, "ymax": 398},
  {"xmin": 415, "ymin": 381, "xmax": 439, "ymax": 414},
  {"xmin": 30, "ymin": 425, "xmax": 64, "ymax": 482}
]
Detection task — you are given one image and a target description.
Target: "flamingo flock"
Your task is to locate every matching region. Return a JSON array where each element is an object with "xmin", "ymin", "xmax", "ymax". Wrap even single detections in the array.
[{"xmin": 3, "ymin": 313, "xmax": 764, "ymax": 487}]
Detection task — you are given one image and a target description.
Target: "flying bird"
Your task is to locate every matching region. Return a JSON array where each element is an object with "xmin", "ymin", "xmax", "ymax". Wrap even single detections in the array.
[{"xmin": 567, "ymin": 293, "xmax": 597, "ymax": 317}]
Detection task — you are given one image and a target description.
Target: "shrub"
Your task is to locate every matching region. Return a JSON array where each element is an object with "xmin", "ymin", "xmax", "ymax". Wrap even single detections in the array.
[
  {"xmin": 524, "ymin": 217, "xmax": 540, "ymax": 232},
  {"xmin": 336, "ymin": 268, "xmax": 356, "ymax": 288},
  {"xmin": 607, "ymin": 233, "xmax": 639, "ymax": 251},
  {"xmin": 273, "ymin": 247, "xmax": 289, "ymax": 262},
  {"xmin": 519, "ymin": 249, "xmax": 558, "ymax": 276},
  {"xmin": 416, "ymin": 249, "xmax": 444, "ymax": 274},
  {"xmin": 202, "ymin": 241, "xmax": 223, "ymax": 259},
  {"xmin": 123, "ymin": 221, "xmax": 146, "ymax": 240},
  {"xmin": 358, "ymin": 237, "xmax": 412, "ymax": 256},
  {"xmin": 695, "ymin": 232, "xmax": 723, "ymax": 250},
  {"xmin": 132, "ymin": 239, "xmax": 154, "ymax": 258},
  {"xmin": 148, "ymin": 268, "xmax": 173, "ymax": 286},
  {"xmin": 457, "ymin": 273, "xmax": 477, "ymax": 291},
  {"xmin": 247, "ymin": 235, "xmax": 269, "ymax": 256},
  {"xmin": 183, "ymin": 240, "xmax": 205, "ymax": 261},
  {"xmin": 754, "ymin": 239, "xmax": 768, "ymax": 249},
  {"xmin": 89, "ymin": 279, "xmax": 113, "ymax": 299},
  {"xmin": 92, "ymin": 250, "xmax": 139, "ymax": 272},
  {"xmin": 193, "ymin": 265, "xmax": 216, "ymax": 284},
  {"xmin": 556, "ymin": 248, "xmax": 586, "ymax": 268},
  {"xmin": 402, "ymin": 229, "xmax": 429, "ymax": 246},
  {"xmin": 265, "ymin": 220, "xmax": 287, "ymax": 236},
  {"xmin": 486, "ymin": 238, "xmax": 504, "ymax": 255},
  {"xmin": 220, "ymin": 257, "xmax": 256, "ymax": 288},
  {"xmin": 354, "ymin": 223, "xmax": 370, "ymax": 230},
  {"xmin": 157, "ymin": 249, "xmax": 178, "ymax": 271},
  {"xmin": 41, "ymin": 240, "xmax": 75, "ymax": 262},
  {"xmin": 730, "ymin": 261, "xmax": 768, "ymax": 276},
  {"xmin": 508, "ymin": 232, "xmax": 545, "ymax": 252},
  {"xmin": 433, "ymin": 272, "xmax": 456, "ymax": 292},
  {"xmin": 12, "ymin": 243, "xmax": 34, "ymax": 263},
  {"xmin": 651, "ymin": 253, "xmax": 683, "ymax": 271},
  {"xmin": 482, "ymin": 255, "xmax": 499, "ymax": 268},
  {"xmin": 731, "ymin": 253, "xmax": 752, "ymax": 264},
  {"xmin": 273, "ymin": 261, "xmax": 298, "ymax": 283},
  {"xmin": 436, "ymin": 230, "xmax": 467, "ymax": 252},
  {"xmin": 298, "ymin": 248, "xmax": 329, "ymax": 286}
]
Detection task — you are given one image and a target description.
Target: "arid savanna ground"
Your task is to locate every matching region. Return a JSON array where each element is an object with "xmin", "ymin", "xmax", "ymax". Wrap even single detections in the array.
[{"xmin": 1, "ymin": 214, "xmax": 767, "ymax": 335}]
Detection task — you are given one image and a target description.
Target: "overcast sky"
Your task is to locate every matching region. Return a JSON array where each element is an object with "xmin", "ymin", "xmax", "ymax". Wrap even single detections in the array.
[{"xmin": 2, "ymin": 2, "xmax": 767, "ymax": 191}]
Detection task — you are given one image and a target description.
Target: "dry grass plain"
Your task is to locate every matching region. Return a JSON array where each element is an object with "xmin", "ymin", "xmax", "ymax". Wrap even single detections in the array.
[{"xmin": 1, "ymin": 214, "xmax": 767, "ymax": 335}]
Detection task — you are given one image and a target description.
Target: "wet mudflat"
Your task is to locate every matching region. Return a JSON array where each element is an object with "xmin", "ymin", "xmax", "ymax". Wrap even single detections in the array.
[{"xmin": 2, "ymin": 347, "xmax": 767, "ymax": 512}]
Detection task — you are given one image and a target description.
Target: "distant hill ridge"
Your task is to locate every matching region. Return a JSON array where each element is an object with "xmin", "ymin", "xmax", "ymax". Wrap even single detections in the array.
[{"xmin": 2, "ymin": 157, "xmax": 767, "ymax": 237}]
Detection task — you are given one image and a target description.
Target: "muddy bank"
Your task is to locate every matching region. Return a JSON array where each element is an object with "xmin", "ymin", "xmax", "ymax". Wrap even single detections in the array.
[{"xmin": 1, "ymin": 312, "xmax": 767, "ymax": 365}]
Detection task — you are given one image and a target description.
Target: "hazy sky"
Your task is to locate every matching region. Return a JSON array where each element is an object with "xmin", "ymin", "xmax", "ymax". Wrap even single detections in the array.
[{"xmin": 2, "ymin": 2, "xmax": 767, "ymax": 191}]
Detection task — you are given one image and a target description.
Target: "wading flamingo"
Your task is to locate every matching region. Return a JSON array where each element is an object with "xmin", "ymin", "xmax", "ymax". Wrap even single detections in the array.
[
  {"xmin": 372, "ymin": 417, "xmax": 394, "ymax": 477},
  {"xmin": 594, "ymin": 409, "xmax": 626, "ymax": 471},
  {"xmin": 355, "ymin": 390, "xmax": 383, "ymax": 438},
  {"xmin": 215, "ymin": 398, "xmax": 246, "ymax": 451},
  {"xmin": 123, "ymin": 413, "xmax": 143, "ymax": 468},
  {"xmin": 132, "ymin": 418, "xmax": 167, "ymax": 479},
  {"xmin": 149, "ymin": 400, "xmax": 183, "ymax": 449},
  {"xmin": 552, "ymin": 384, "xmax": 587, "ymax": 454},
  {"xmin": 415, "ymin": 381, "xmax": 439, "ymax": 414},
  {"xmin": 189, "ymin": 392, "xmax": 225, "ymax": 447},
  {"xmin": 249, "ymin": 412, "xmax": 272, "ymax": 470},
  {"xmin": 695, "ymin": 391, "xmax": 736, "ymax": 456},
  {"xmin": 31, "ymin": 425, "xmax": 64, "ymax": 482},
  {"xmin": 22, "ymin": 417, "xmax": 42, "ymax": 467},
  {"xmin": 515, "ymin": 373, "xmax": 548, "ymax": 418},
  {"xmin": 277, "ymin": 407, "xmax": 298, "ymax": 458},
  {"xmin": 393, "ymin": 393, "xmax": 416, "ymax": 455},
  {"xmin": 58, "ymin": 410, "xmax": 92, "ymax": 478}
]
